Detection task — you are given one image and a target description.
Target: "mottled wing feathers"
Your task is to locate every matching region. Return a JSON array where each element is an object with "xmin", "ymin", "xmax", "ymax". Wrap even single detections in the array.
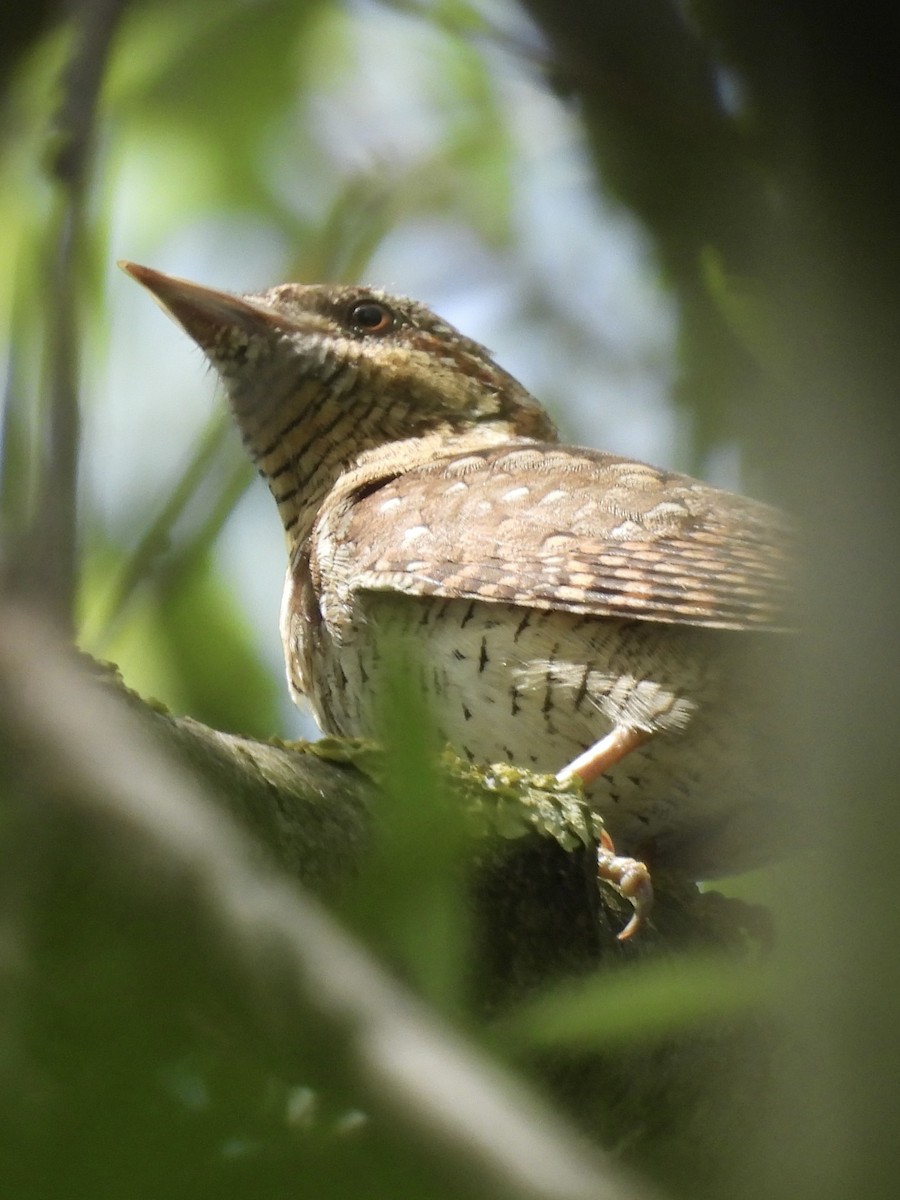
[{"xmin": 323, "ymin": 443, "xmax": 794, "ymax": 632}]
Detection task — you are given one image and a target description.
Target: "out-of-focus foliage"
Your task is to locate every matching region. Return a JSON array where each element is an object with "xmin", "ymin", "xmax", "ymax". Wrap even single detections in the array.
[{"xmin": 5, "ymin": 1, "xmax": 900, "ymax": 1199}]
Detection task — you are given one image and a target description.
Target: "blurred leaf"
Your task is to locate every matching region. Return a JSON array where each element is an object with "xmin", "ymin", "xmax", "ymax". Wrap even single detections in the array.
[
  {"xmin": 89, "ymin": 430, "xmax": 256, "ymax": 656},
  {"xmin": 701, "ymin": 244, "xmax": 775, "ymax": 369},
  {"xmin": 155, "ymin": 548, "xmax": 280, "ymax": 736},
  {"xmin": 106, "ymin": 0, "xmax": 324, "ymax": 222},
  {"xmin": 83, "ymin": 540, "xmax": 279, "ymax": 737},
  {"xmin": 337, "ymin": 632, "xmax": 472, "ymax": 1012},
  {"xmin": 433, "ymin": 26, "xmax": 515, "ymax": 245},
  {"xmin": 502, "ymin": 952, "xmax": 770, "ymax": 1050},
  {"xmin": 288, "ymin": 172, "xmax": 401, "ymax": 283}
]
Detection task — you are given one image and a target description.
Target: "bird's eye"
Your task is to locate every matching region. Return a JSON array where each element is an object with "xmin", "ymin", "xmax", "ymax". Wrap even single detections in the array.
[{"xmin": 346, "ymin": 300, "xmax": 395, "ymax": 335}]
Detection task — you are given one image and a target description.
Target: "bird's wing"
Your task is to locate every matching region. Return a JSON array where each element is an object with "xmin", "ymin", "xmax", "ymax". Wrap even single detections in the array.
[{"xmin": 317, "ymin": 443, "xmax": 794, "ymax": 632}]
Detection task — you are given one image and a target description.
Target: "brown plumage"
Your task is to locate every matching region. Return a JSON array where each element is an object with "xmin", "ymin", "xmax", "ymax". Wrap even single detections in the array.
[
  {"xmin": 122, "ymin": 262, "xmax": 795, "ymax": 928},
  {"xmin": 321, "ymin": 443, "xmax": 791, "ymax": 631}
]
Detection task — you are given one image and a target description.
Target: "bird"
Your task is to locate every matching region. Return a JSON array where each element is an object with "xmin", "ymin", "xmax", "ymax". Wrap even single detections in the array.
[{"xmin": 120, "ymin": 261, "xmax": 794, "ymax": 937}]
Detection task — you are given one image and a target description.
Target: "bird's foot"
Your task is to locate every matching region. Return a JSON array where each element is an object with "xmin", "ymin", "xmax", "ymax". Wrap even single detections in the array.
[
  {"xmin": 597, "ymin": 828, "xmax": 653, "ymax": 941},
  {"xmin": 556, "ymin": 726, "xmax": 654, "ymax": 938}
]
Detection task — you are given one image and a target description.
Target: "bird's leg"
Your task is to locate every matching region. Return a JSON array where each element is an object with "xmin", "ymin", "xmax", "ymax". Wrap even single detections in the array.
[
  {"xmin": 556, "ymin": 726, "xmax": 652, "ymax": 787},
  {"xmin": 557, "ymin": 727, "xmax": 654, "ymax": 941}
]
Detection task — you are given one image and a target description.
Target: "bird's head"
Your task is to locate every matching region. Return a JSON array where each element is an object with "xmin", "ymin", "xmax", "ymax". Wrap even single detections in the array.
[{"xmin": 120, "ymin": 263, "xmax": 557, "ymax": 538}]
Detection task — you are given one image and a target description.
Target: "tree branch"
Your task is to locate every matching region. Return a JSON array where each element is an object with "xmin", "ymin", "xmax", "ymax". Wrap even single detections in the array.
[{"xmin": 0, "ymin": 599, "xmax": 663, "ymax": 1200}]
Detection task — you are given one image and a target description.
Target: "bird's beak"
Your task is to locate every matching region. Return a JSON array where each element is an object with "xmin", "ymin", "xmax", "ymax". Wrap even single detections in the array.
[{"xmin": 118, "ymin": 261, "xmax": 291, "ymax": 349}]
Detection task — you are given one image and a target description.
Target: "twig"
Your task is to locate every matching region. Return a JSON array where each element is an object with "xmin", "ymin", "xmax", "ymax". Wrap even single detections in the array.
[
  {"xmin": 30, "ymin": 0, "xmax": 129, "ymax": 630},
  {"xmin": 91, "ymin": 409, "xmax": 249, "ymax": 645}
]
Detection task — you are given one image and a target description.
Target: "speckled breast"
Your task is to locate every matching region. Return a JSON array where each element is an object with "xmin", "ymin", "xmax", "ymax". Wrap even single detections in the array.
[{"xmin": 284, "ymin": 580, "xmax": 783, "ymax": 877}]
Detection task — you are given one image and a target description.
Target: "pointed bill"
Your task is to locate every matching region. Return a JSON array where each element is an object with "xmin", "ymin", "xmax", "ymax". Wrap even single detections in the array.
[{"xmin": 117, "ymin": 261, "xmax": 293, "ymax": 350}]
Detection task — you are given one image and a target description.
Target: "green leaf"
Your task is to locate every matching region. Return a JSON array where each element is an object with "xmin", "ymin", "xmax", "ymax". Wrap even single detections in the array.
[
  {"xmin": 336, "ymin": 632, "xmax": 473, "ymax": 1012},
  {"xmin": 501, "ymin": 952, "xmax": 771, "ymax": 1050},
  {"xmin": 81, "ymin": 541, "xmax": 280, "ymax": 738}
]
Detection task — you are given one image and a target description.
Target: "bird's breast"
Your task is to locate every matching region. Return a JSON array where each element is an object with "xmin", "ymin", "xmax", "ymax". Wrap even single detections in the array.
[{"xmin": 282, "ymin": 575, "xmax": 782, "ymax": 873}]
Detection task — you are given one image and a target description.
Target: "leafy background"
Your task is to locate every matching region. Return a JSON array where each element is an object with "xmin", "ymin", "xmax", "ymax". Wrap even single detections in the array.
[{"xmin": 3, "ymin": 2, "xmax": 900, "ymax": 1199}]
